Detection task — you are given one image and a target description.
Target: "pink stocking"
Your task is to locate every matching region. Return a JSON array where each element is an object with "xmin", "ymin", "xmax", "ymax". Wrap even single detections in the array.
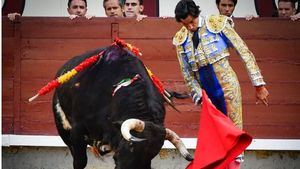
[{"xmin": 227, "ymin": 160, "xmax": 241, "ymax": 169}]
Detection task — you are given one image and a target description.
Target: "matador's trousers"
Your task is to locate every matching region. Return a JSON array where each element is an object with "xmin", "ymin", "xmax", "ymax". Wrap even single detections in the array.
[{"xmin": 198, "ymin": 58, "xmax": 243, "ymax": 129}]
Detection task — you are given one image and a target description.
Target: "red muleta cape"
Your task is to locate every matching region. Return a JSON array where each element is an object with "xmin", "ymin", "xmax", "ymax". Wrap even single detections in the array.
[{"xmin": 186, "ymin": 90, "xmax": 252, "ymax": 169}]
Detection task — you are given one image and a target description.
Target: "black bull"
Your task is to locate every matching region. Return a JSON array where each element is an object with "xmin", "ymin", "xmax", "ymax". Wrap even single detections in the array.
[{"xmin": 52, "ymin": 44, "xmax": 192, "ymax": 169}]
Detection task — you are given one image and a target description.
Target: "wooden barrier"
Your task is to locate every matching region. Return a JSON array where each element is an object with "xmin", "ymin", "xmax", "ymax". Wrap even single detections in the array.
[{"xmin": 2, "ymin": 17, "xmax": 300, "ymax": 138}]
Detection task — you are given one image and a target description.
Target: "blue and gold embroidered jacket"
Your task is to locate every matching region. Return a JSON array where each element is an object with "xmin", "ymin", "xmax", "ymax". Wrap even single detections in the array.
[{"xmin": 173, "ymin": 15, "xmax": 266, "ymax": 99}]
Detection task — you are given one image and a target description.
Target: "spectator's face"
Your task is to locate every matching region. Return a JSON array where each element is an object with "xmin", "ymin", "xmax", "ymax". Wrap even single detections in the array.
[
  {"xmin": 217, "ymin": 0, "xmax": 235, "ymax": 17},
  {"xmin": 104, "ymin": 0, "xmax": 124, "ymax": 17},
  {"xmin": 124, "ymin": 0, "xmax": 144, "ymax": 17},
  {"xmin": 180, "ymin": 15, "xmax": 199, "ymax": 32},
  {"xmin": 68, "ymin": 0, "xmax": 87, "ymax": 16},
  {"xmin": 278, "ymin": 2, "xmax": 296, "ymax": 18}
]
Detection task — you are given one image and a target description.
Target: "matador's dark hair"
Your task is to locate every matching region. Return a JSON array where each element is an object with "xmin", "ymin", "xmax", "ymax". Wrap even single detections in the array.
[{"xmin": 175, "ymin": 0, "xmax": 201, "ymax": 22}]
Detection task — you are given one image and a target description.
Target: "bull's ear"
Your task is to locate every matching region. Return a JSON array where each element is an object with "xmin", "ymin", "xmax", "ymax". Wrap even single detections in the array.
[{"xmin": 112, "ymin": 121, "xmax": 123, "ymax": 129}]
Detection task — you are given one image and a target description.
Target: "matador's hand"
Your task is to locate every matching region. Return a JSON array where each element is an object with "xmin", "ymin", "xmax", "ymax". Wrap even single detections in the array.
[
  {"xmin": 191, "ymin": 92, "xmax": 202, "ymax": 106},
  {"xmin": 255, "ymin": 85, "xmax": 269, "ymax": 106}
]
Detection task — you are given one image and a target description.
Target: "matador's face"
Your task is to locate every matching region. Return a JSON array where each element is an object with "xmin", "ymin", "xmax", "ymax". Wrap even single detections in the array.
[{"xmin": 180, "ymin": 15, "xmax": 199, "ymax": 32}]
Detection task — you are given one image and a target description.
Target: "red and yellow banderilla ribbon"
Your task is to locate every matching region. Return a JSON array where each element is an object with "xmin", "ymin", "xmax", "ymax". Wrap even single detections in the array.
[
  {"xmin": 113, "ymin": 37, "xmax": 142, "ymax": 56},
  {"xmin": 145, "ymin": 67, "xmax": 174, "ymax": 106},
  {"xmin": 113, "ymin": 38, "xmax": 169, "ymax": 97},
  {"xmin": 29, "ymin": 38, "xmax": 172, "ymax": 106},
  {"xmin": 29, "ymin": 51, "xmax": 103, "ymax": 102}
]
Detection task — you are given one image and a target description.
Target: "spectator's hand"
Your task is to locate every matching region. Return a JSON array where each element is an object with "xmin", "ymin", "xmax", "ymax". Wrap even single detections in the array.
[
  {"xmin": 136, "ymin": 14, "xmax": 147, "ymax": 22},
  {"xmin": 245, "ymin": 15, "xmax": 255, "ymax": 21},
  {"xmin": 85, "ymin": 15, "xmax": 95, "ymax": 20},
  {"xmin": 290, "ymin": 13, "xmax": 300, "ymax": 21},
  {"xmin": 161, "ymin": 16, "xmax": 170, "ymax": 19},
  {"xmin": 69, "ymin": 14, "xmax": 79, "ymax": 20},
  {"xmin": 7, "ymin": 13, "xmax": 21, "ymax": 21},
  {"xmin": 255, "ymin": 85, "xmax": 269, "ymax": 106}
]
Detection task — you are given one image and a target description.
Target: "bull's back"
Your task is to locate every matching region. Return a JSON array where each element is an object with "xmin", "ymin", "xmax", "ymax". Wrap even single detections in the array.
[{"xmin": 55, "ymin": 47, "xmax": 105, "ymax": 77}]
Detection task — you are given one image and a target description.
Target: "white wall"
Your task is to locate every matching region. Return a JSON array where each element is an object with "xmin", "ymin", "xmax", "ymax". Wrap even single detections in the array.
[
  {"xmin": 233, "ymin": 0, "xmax": 258, "ymax": 17},
  {"xmin": 23, "ymin": 0, "xmax": 64, "ymax": 16},
  {"xmin": 22, "ymin": 0, "xmax": 105, "ymax": 17},
  {"xmin": 20, "ymin": 0, "xmax": 258, "ymax": 17}
]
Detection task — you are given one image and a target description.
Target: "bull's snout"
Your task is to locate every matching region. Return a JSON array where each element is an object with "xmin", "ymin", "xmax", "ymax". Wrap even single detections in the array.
[{"xmin": 121, "ymin": 119, "xmax": 193, "ymax": 161}]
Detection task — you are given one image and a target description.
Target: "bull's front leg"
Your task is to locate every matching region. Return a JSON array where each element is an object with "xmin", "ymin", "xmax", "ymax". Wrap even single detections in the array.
[{"xmin": 70, "ymin": 126, "xmax": 88, "ymax": 169}]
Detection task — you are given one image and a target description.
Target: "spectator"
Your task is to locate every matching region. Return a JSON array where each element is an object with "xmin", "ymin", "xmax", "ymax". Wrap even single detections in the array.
[
  {"xmin": 124, "ymin": 0, "xmax": 147, "ymax": 21},
  {"xmin": 68, "ymin": 0, "xmax": 94, "ymax": 20},
  {"xmin": 103, "ymin": 0, "xmax": 124, "ymax": 17},
  {"xmin": 247, "ymin": 0, "xmax": 299, "ymax": 21},
  {"xmin": 7, "ymin": 0, "xmax": 93, "ymax": 21},
  {"xmin": 278, "ymin": 0, "xmax": 300, "ymax": 20},
  {"xmin": 215, "ymin": 0, "xmax": 237, "ymax": 17}
]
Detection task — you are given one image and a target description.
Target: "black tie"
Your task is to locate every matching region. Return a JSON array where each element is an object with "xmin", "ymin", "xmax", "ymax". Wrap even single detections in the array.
[{"xmin": 192, "ymin": 28, "xmax": 200, "ymax": 49}]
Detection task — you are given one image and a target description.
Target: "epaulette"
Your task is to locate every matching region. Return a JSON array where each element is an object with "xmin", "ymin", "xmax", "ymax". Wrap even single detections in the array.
[
  {"xmin": 173, "ymin": 26, "xmax": 188, "ymax": 46},
  {"xmin": 206, "ymin": 15, "xmax": 232, "ymax": 34}
]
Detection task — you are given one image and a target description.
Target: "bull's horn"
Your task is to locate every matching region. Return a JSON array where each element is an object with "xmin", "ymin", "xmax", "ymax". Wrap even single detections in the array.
[
  {"xmin": 165, "ymin": 128, "xmax": 193, "ymax": 161},
  {"xmin": 121, "ymin": 118, "xmax": 146, "ymax": 142}
]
